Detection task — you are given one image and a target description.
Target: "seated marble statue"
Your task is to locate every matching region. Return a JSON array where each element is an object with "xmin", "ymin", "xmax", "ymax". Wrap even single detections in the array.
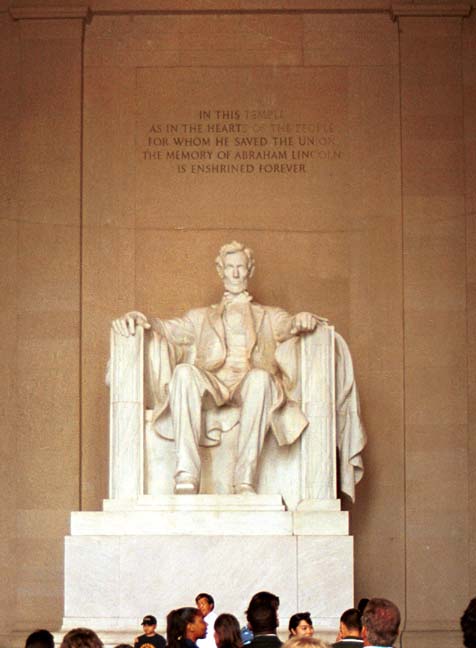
[{"xmin": 112, "ymin": 240, "xmax": 357, "ymax": 497}]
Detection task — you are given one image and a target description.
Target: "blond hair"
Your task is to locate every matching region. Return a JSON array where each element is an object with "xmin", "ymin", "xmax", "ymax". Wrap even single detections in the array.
[{"xmin": 283, "ymin": 637, "xmax": 329, "ymax": 648}]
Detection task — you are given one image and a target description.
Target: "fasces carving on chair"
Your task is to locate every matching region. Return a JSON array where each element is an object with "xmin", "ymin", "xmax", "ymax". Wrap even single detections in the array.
[{"xmin": 111, "ymin": 241, "xmax": 365, "ymax": 501}]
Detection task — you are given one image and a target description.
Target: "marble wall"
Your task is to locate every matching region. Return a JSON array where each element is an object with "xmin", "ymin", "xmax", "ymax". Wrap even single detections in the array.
[
  {"xmin": 0, "ymin": 1, "xmax": 475, "ymax": 647},
  {"xmin": 400, "ymin": 15, "xmax": 469, "ymax": 637},
  {"xmin": 0, "ymin": 6, "xmax": 84, "ymax": 639}
]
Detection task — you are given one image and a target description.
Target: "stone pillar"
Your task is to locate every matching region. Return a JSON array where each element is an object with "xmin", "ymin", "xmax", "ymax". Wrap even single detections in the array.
[
  {"xmin": 5, "ymin": 4, "xmax": 88, "ymax": 632},
  {"xmin": 396, "ymin": 4, "xmax": 471, "ymax": 644}
]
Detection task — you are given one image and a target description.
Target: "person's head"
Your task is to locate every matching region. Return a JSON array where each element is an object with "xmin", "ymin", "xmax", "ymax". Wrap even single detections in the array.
[
  {"xmin": 215, "ymin": 241, "xmax": 255, "ymax": 294},
  {"xmin": 339, "ymin": 609, "xmax": 362, "ymax": 638},
  {"xmin": 114, "ymin": 645, "xmax": 133, "ymax": 648},
  {"xmin": 288, "ymin": 613, "xmax": 314, "ymax": 638},
  {"xmin": 246, "ymin": 591, "xmax": 280, "ymax": 636},
  {"xmin": 167, "ymin": 608, "xmax": 206, "ymax": 648},
  {"xmin": 282, "ymin": 637, "xmax": 328, "ymax": 648},
  {"xmin": 60, "ymin": 628, "xmax": 103, "ymax": 648},
  {"xmin": 141, "ymin": 615, "xmax": 158, "ymax": 637},
  {"xmin": 195, "ymin": 593, "xmax": 215, "ymax": 618},
  {"xmin": 247, "ymin": 591, "xmax": 280, "ymax": 612},
  {"xmin": 357, "ymin": 600, "xmax": 369, "ymax": 617},
  {"xmin": 25, "ymin": 629, "xmax": 55, "ymax": 648},
  {"xmin": 214, "ymin": 613, "xmax": 242, "ymax": 648},
  {"xmin": 362, "ymin": 599, "xmax": 400, "ymax": 647},
  {"xmin": 461, "ymin": 598, "xmax": 476, "ymax": 648}
]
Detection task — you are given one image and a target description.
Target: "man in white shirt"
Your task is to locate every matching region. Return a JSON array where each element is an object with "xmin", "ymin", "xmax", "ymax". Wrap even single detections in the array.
[{"xmin": 196, "ymin": 593, "xmax": 217, "ymax": 648}]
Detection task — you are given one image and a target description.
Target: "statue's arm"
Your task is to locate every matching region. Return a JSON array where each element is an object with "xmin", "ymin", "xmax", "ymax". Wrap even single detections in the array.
[
  {"xmin": 111, "ymin": 308, "xmax": 197, "ymax": 347},
  {"xmin": 149, "ymin": 312, "xmax": 197, "ymax": 348}
]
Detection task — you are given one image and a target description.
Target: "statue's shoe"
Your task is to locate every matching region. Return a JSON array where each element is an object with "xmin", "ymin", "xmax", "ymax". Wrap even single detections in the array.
[
  {"xmin": 235, "ymin": 483, "xmax": 256, "ymax": 495},
  {"xmin": 174, "ymin": 473, "xmax": 198, "ymax": 494}
]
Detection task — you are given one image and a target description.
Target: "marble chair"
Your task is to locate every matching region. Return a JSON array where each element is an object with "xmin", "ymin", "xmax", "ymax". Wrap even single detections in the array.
[{"xmin": 108, "ymin": 324, "xmax": 364, "ymax": 511}]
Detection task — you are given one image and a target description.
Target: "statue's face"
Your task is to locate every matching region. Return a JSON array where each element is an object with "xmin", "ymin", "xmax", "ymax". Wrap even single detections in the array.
[{"xmin": 222, "ymin": 250, "xmax": 250, "ymax": 294}]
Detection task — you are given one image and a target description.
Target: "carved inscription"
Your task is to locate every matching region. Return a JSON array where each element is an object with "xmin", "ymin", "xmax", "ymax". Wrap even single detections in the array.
[{"xmin": 142, "ymin": 109, "xmax": 342, "ymax": 174}]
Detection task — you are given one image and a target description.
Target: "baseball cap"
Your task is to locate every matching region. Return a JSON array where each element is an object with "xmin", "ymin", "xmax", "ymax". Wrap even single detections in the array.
[{"xmin": 142, "ymin": 615, "xmax": 157, "ymax": 625}]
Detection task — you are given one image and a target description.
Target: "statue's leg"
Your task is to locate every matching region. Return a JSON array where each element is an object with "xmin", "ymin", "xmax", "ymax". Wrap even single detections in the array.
[
  {"xmin": 169, "ymin": 364, "xmax": 206, "ymax": 494},
  {"xmin": 233, "ymin": 368, "xmax": 277, "ymax": 494},
  {"xmin": 168, "ymin": 363, "xmax": 224, "ymax": 494}
]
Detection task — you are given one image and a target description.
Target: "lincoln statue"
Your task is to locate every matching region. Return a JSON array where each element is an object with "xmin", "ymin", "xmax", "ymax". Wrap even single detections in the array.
[{"xmin": 112, "ymin": 240, "xmax": 332, "ymax": 495}]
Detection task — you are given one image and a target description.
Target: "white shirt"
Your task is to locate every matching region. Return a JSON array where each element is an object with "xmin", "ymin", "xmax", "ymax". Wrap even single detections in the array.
[{"xmin": 197, "ymin": 611, "xmax": 218, "ymax": 648}]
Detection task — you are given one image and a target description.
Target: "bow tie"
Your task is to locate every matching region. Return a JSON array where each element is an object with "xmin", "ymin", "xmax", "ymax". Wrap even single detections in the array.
[{"xmin": 222, "ymin": 290, "xmax": 253, "ymax": 304}]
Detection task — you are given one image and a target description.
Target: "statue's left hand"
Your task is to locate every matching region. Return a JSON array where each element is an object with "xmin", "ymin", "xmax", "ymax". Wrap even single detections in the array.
[{"xmin": 290, "ymin": 311, "xmax": 327, "ymax": 335}]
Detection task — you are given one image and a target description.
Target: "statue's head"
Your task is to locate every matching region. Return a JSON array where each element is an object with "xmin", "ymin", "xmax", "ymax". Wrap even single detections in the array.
[{"xmin": 215, "ymin": 241, "xmax": 255, "ymax": 294}]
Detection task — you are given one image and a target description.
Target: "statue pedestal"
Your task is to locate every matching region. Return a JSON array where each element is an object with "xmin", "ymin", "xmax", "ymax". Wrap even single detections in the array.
[{"xmin": 62, "ymin": 496, "xmax": 354, "ymax": 640}]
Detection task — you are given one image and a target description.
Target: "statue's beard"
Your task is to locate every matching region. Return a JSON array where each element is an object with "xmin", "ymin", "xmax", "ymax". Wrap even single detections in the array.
[{"xmin": 223, "ymin": 278, "xmax": 248, "ymax": 294}]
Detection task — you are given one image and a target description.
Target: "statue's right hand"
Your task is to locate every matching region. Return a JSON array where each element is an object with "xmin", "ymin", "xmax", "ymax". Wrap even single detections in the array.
[{"xmin": 112, "ymin": 310, "xmax": 151, "ymax": 337}]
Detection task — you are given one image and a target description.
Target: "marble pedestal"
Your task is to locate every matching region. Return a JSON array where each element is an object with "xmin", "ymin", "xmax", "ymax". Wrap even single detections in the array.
[{"xmin": 62, "ymin": 495, "xmax": 353, "ymax": 644}]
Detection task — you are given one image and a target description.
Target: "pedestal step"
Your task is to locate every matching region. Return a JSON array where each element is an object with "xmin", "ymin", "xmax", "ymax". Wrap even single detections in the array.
[
  {"xmin": 71, "ymin": 496, "xmax": 348, "ymax": 536},
  {"xmin": 103, "ymin": 493, "xmax": 286, "ymax": 511}
]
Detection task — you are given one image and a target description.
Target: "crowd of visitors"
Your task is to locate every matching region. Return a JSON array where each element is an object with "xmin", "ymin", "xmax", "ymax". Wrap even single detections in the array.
[{"xmin": 24, "ymin": 592, "xmax": 473, "ymax": 648}]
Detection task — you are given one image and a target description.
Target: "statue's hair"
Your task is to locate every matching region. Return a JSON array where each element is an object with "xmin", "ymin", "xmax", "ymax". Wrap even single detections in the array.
[
  {"xmin": 362, "ymin": 599, "xmax": 400, "ymax": 647},
  {"xmin": 215, "ymin": 241, "xmax": 255, "ymax": 279}
]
